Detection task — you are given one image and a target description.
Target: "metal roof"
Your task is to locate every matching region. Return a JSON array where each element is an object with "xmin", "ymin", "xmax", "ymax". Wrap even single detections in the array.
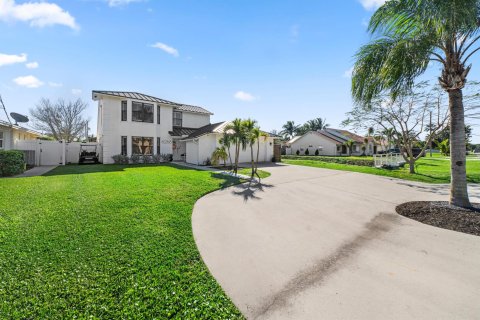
[
  {"xmin": 92, "ymin": 90, "xmax": 213, "ymax": 115},
  {"xmin": 0, "ymin": 119, "xmax": 43, "ymax": 136}
]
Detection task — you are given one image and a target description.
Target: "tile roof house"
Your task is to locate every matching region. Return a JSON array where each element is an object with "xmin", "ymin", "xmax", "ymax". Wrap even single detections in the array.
[
  {"xmin": 93, "ymin": 91, "xmax": 277, "ymax": 164},
  {"xmin": 286, "ymin": 128, "xmax": 382, "ymax": 156}
]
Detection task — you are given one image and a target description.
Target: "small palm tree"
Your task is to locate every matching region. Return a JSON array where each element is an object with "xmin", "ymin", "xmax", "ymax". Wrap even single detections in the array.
[
  {"xmin": 211, "ymin": 147, "xmax": 228, "ymax": 167},
  {"xmin": 352, "ymin": 0, "xmax": 480, "ymax": 207},
  {"xmin": 437, "ymin": 139, "xmax": 450, "ymax": 156},
  {"xmin": 344, "ymin": 140, "xmax": 355, "ymax": 156}
]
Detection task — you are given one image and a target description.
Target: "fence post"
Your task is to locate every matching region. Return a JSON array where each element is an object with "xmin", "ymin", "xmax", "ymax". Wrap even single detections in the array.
[{"xmin": 62, "ymin": 140, "xmax": 66, "ymax": 166}]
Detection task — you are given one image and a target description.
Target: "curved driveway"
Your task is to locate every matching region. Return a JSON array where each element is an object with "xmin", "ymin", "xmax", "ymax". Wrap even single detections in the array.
[{"xmin": 193, "ymin": 164, "xmax": 480, "ymax": 320}]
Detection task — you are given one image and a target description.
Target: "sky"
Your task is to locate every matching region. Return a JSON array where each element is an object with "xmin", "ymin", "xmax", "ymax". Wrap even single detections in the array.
[{"xmin": 0, "ymin": 0, "xmax": 478, "ymax": 142}]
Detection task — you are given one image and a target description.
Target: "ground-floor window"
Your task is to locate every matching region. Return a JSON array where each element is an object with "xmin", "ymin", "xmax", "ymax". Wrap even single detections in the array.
[
  {"xmin": 0, "ymin": 131, "xmax": 3, "ymax": 148},
  {"xmin": 121, "ymin": 136, "xmax": 127, "ymax": 155},
  {"xmin": 157, "ymin": 137, "xmax": 160, "ymax": 154},
  {"xmin": 132, "ymin": 136, "xmax": 153, "ymax": 155}
]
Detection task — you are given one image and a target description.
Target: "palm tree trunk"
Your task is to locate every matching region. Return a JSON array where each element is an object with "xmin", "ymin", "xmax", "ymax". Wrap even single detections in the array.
[
  {"xmin": 255, "ymin": 140, "xmax": 260, "ymax": 173},
  {"xmin": 250, "ymin": 145, "xmax": 254, "ymax": 177},
  {"xmin": 448, "ymin": 89, "xmax": 471, "ymax": 207}
]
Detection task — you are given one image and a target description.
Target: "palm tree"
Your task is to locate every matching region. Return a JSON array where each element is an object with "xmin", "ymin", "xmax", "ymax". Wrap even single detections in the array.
[
  {"xmin": 344, "ymin": 140, "xmax": 355, "ymax": 156},
  {"xmin": 224, "ymin": 118, "xmax": 247, "ymax": 174},
  {"xmin": 243, "ymin": 119, "xmax": 258, "ymax": 177},
  {"xmin": 211, "ymin": 146, "xmax": 228, "ymax": 167},
  {"xmin": 382, "ymin": 128, "xmax": 395, "ymax": 150},
  {"xmin": 352, "ymin": 0, "xmax": 480, "ymax": 207},
  {"xmin": 280, "ymin": 121, "xmax": 300, "ymax": 140},
  {"xmin": 306, "ymin": 118, "xmax": 330, "ymax": 131},
  {"xmin": 219, "ymin": 133, "xmax": 233, "ymax": 168}
]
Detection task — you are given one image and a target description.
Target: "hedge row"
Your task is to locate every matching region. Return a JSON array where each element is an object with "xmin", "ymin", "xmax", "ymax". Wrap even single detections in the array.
[
  {"xmin": 0, "ymin": 150, "xmax": 26, "ymax": 177},
  {"xmin": 282, "ymin": 155, "xmax": 374, "ymax": 167}
]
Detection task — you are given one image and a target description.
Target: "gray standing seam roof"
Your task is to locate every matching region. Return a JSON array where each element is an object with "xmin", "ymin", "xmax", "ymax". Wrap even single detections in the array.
[{"xmin": 92, "ymin": 90, "xmax": 213, "ymax": 115}]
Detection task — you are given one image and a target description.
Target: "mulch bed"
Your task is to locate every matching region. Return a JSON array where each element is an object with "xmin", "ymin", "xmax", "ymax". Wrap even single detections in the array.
[{"xmin": 396, "ymin": 201, "xmax": 480, "ymax": 236}]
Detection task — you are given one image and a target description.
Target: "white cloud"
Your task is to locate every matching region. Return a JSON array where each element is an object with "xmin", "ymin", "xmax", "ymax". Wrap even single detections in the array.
[
  {"xmin": 48, "ymin": 81, "xmax": 63, "ymax": 87},
  {"xmin": 0, "ymin": 52, "xmax": 27, "ymax": 67},
  {"xmin": 71, "ymin": 88, "xmax": 82, "ymax": 95},
  {"xmin": 25, "ymin": 61, "xmax": 39, "ymax": 69},
  {"xmin": 359, "ymin": 0, "xmax": 386, "ymax": 10},
  {"xmin": 234, "ymin": 91, "xmax": 256, "ymax": 102},
  {"xmin": 13, "ymin": 75, "xmax": 44, "ymax": 88},
  {"xmin": 343, "ymin": 67, "xmax": 354, "ymax": 78},
  {"xmin": 107, "ymin": 0, "xmax": 143, "ymax": 7},
  {"xmin": 151, "ymin": 42, "xmax": 179, "ymax": 57},
  {"xmin": 0, "ymin": 0, "xmax": 79, "ymax": 30}
]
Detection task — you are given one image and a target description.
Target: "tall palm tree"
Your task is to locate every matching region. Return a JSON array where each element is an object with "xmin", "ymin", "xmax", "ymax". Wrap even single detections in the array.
[
  {"xmin": 280, "ymin": 121, "xmax": 300, "ymax": 140},
  {"xmin": 352, "ymin": 0, "xmax": 480, "ymax": 207},
  {"xmin": 224, "ymin": 118, "xmax": 247, "ymax": 174},
  {"xmin": 243, "ymin": 119, "xmax": 258, "ymax": 177}
]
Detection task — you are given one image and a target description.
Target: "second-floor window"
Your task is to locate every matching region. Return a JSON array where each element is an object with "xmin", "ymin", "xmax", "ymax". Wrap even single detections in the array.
[
  {"xmin": 173, "ymin": 111, "xmax": 182, "ymax": 127},
  {"xmin": 157, "ymin": 105, "xmax": 161, "ymax": 124},
  {"xmin": 121, "ymin": 101, "xmax": 127, "ymax": 121},
  {"xmin": 132, "ymin": 102, "xmax": 154, "ymax": 123},
  {"xmin": 0, "ymin": 131, "xmax": 3, "ymax": 148}
]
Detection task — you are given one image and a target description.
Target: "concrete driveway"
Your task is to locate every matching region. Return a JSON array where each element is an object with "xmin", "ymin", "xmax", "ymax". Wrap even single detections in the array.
[{"xmin": 192, "ymin": 164, "xmax": 480, "ymax": 320}]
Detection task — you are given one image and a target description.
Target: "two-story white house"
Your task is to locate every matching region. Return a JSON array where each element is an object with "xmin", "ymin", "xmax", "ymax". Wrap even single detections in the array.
[
  {"xmin": 93, "ymin": 91, "xmax": 213, "ymax": 164},
  {"xmin": 93, "ymin": 90, "xmax": 278, "ymax": 165}
]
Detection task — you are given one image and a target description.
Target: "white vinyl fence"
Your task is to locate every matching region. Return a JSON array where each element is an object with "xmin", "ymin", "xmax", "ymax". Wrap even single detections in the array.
[
  {"xmin": 374, "ymin": 153, "xmax": 403, "ymax": 168},
  {"xmin": 14, "ymin": 140, "xmax": 98, "ymax": 166}
]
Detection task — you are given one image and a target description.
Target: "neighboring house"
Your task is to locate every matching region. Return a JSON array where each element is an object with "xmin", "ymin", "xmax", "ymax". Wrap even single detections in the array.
[
  {"xmin": 286, "ymin": 128, "xmax": 382, "ymax": 156},
  {"xmin": 181, "ymin": 121, "xmax": 276, "ymax": 165},
  {"xmin": 93, "ymin": 91, "xmax": 276, "ymax": 165},
  {"xmin": 0, "ymin": 119, "xmax": 42, "ymax": 150}
]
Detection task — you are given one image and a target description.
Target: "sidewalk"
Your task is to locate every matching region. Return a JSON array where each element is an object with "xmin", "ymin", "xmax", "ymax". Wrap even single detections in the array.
[{"xmin": 13, "ymin": 166, "xmax": 57, "ymax": 177}]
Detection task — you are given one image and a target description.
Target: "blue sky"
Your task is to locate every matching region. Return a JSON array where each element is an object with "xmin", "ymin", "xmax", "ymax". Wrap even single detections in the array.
[{"xmin": 0, "ymin": 0, "xmax": 478, "ymax": 142}]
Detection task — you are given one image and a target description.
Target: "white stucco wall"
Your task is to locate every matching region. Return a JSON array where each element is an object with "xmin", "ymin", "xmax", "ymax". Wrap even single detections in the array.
[
  {"xmin": 182, "ymin": 113, "xmax": 210, "ymax": 128},
  {"xmin": 97, "ymin": 96, "xmax": 174, "ymax": 163},
  {"xmin": 290, "ymin": 132, "xmax": 339, "ymax": 156},
  {"xmin": 184, "ymin": 134, "xmax": 275, "ymax": 165}
]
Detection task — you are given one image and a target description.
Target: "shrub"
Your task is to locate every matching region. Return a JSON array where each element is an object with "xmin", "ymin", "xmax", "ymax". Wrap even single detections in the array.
[
  {"xmin": 0, "ymin": 150, "xmax": 25, "ymax": 176},
  {"xmin": 305, "ymin": 149, "xmax": 310, "ymax": 155},
  {"xmin": 152, "ymin": 154, "xmax": 163, "ymax": 164},
  {"xmin": 282, "ymin": 155, "xmax": 374, "ymax": 167},
  {"xmin": 112, "ymin": 154, "xmax": 129, "ymax": 164},
  {"xmin": 130, "ymin": 154, "xmax": 141, "ymax": 164},
  {"xmin": 161, "ymin": 153, "xmax": 173, "ymax": 162},
  {"xmin": 142, "ymin": 155, "xmax": 153, "ymax": 164},
  {"xmin": 296, "ymin": 150, "xmax": 300, "ymax": 156},
  {"xmin": 315, "ymin": 149, "xmax": 319, "ymax": 156}
]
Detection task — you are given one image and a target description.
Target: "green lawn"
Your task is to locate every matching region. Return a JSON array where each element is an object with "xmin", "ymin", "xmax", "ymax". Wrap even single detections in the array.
[
  {"xmin": 237, "ymin": 168, "xmax": 271, "ymax": 179},
  {"xmin": 0, "ymin": 164, "xmax": 243, "ymax": 319},
  {"xmin": 282, "ymin": 155, "xmax": 480, "ymax": 184}
]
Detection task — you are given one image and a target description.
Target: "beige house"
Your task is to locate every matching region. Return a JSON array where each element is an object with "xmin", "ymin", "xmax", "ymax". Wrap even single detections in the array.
[
  {"xmin": 0, "ymin": 120, "xmax": 42, "ymax": 151},
  {"xmin": 286, "ymin": 128, "xmax": 382, "ymax": 156}
]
